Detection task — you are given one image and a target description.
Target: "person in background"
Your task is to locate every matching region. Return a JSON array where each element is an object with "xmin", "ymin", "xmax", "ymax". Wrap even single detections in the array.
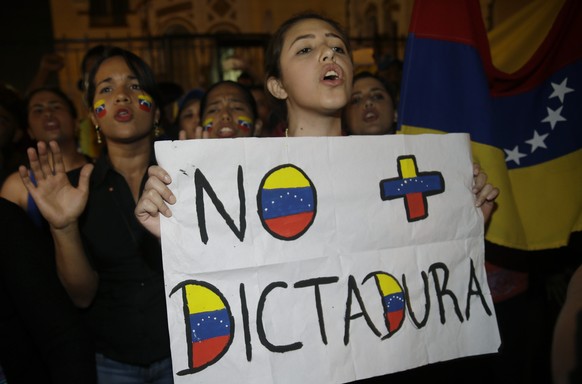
[
  {"xmin": 181, "ymin": 80, "xmax": 260, "ymax": 140},
  {"xmin": 1, "ymin": 86, "xmax": 88, "ymax": 227},
  {"xmin": 343, "ymin": 71, "xmax": 397, "ymax": 135},
  {"xmin": 374, "ymin": 53, "xmax": 403, "ymax": 103},
  {"xmin": 18, "ymin": 47, "xmax": 173, "ymax": 384},
  {"xmin": 174, "ymin": 87, "xmax": 204, "ymax": 140},
  {"xmin": 156, "ymin": 81, "xmax": 184, "ymax": 140},
  {"xmin": 247, "ymin": 83, "xmax": 284, "ymax": 137}
]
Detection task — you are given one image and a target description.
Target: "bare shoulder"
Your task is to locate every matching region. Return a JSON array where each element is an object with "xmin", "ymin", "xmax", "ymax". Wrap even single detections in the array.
[{"xmin": 0, "ymin": 171, "xmax": 29, "ymax": 210}]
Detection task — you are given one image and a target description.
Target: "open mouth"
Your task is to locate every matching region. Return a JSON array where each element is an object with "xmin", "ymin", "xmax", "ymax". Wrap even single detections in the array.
[
  {"xmin": 323, "ymin": 70, "xmax": 340, "ymax": 81},
  {"xmin": 321, "ymin": 64, "xmax": 343, "ymax": 82},
  {"xmin": 216, "ymin": 126, "xmax": 237, "ymax": 138},
  {"xmin": 45, "ymin": 120, "xmax": 59, "ymax": 130},
  {"xmin": 115, "ymin": 108, "xmax": 133, "ymax": 122},
  {"xmin": 363, "ymin": 109, "xmax": 379, "ymax": 122}
]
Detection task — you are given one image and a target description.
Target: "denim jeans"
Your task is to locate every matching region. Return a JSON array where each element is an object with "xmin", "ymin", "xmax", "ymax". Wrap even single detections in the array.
[{"xmin": 96, "ymin": 354, "xmax": 173, "ymax": 384}]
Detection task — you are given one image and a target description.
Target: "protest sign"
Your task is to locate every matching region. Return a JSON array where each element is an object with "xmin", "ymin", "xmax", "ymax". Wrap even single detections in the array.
[{"xmin": 156, "ymin": 133, "xmax": 500, "ymax": 383}]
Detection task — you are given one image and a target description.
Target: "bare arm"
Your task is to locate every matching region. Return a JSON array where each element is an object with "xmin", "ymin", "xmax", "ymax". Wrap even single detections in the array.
[
  {"xmin": 0, "ymin": 171, "xmax": 30, "ymax": 209},
  {"xmin": 19, "ymin": 141, "xmax": 98, "ymax": 307}
]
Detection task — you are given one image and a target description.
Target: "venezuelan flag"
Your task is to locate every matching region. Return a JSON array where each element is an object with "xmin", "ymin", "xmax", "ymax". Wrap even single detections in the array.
[
  {"xmin": 185, "ymin": 283, "xmax": 233, "ymax": 369},
  {"xmin": 376, "ymin": 273, "xmax": 405, "ymax": 333},
  {"xmin": 259, "ymin": 165, "xmax": 316, "ymax": 240},
  {"xmin": 398, "ymin": 0, "xmax": 582, "ymax": 250}
]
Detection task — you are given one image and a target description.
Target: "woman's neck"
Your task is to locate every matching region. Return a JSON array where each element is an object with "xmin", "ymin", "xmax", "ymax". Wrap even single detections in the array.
[
  {"xmin": 287, "ymin": 110, "xmax": 343, "ymax": 137},
  {"xmin": 106, "ymin": 139, "xmax": 151, "ymax": 173},
  {"xmin": 105, "ymin": 138, "xmax": 152, "ymax": 202}
]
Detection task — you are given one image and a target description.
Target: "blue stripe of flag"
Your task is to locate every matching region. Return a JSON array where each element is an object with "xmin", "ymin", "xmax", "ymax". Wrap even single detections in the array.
[
  {"xmin": 382, "ymin": 292, "xmax": 405, "ymax": 312},
  {"xmin": 261, "ymin": 187, "xmax": 314, "ymax": 220},
  {"xmin": 189, "ymin": 308, "xmax": 230, "ymax": 342},
  {"xmin": 382, "ymin": 175, "xmax": 443, "ymax": 197}
]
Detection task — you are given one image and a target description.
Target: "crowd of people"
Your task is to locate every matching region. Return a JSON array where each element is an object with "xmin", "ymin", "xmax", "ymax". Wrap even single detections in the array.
[{"xmin": 0, "ymin": 10, "xmax": 577, "ymax": 384}]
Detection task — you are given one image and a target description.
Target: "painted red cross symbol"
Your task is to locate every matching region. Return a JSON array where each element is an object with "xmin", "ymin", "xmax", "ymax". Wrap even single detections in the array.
[{"xmin": 379, "ymin": 155, "xmax": 445, "ymax": 222}]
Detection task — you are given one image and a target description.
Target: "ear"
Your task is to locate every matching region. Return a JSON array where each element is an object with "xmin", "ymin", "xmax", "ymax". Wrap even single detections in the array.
[
  {"xmin": 154, "ymin": 107, "xmax": 161, "ymax": 122},
  {"xmin": 253, "ymin": 118, "xmax": 263, "ymax": 137},
  {"xmin": 267, "ymin": 76, "xmax": 288, "ymax": 100}
]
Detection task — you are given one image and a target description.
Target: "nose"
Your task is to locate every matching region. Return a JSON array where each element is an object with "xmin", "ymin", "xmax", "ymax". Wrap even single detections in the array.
[
  {"xmin": 364, "ymin": 96, "xmax": 374, "ymax": 108},
  {"xmin": 220, "ymin": 110, "xmax": 232, "ymax": 122},
  {"xmin": 321, "ymin": 46, "xmax": 336, "ymax": 62},
  {"xmin": 115, "ymin": 92, "xmax": 130, "ymax": 104},
  {"xmin": 43, "ymin": 106, "xmax": 55, "ymax": 118}
]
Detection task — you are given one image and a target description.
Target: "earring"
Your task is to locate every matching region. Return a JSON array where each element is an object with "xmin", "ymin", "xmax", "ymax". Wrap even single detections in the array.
[
  {"xmin": 153, "ymin": 121, "xmax": 161, "ymax": 138},
  {"xmin": 95, "ymin": 125, "xmax": 102, "ymax": 144}
]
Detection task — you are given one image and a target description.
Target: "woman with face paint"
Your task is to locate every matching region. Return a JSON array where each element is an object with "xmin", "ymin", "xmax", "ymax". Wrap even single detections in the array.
[
  {"xmin": 18, "ymin": 47, "xmax": 173, "ymax": 383},
  {"xmin": 180, "ymin": 80, "xmax": 259, "ymax": 140}
]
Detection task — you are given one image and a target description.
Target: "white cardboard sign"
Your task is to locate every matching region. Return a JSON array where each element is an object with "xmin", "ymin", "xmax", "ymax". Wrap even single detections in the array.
[{"xmin": 156, "ymin": 133, "xmax": 500, "ymax": 383}]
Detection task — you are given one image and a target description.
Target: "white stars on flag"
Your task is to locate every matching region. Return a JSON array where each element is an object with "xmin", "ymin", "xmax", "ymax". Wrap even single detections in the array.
[
  {"xmin": 549, "ymin": 77, "xmax": 574, "ymax": 102},
  {"xmin": 504, "ymin": 77, "xmax": 573, "ymax": 165},
  {"xmin": 525, "ymin": 130, "xmax": 549, "ymax": 153},
  {"xmin": 541, "ymin": 105, "xmax": 566, "ymax": 130},
  {"xmin": 504, "ymin": 146, "xmax": 527, "ymax": 166}
]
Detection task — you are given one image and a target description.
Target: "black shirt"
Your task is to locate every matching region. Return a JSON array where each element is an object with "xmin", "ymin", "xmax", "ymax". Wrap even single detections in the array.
[
  {"xmin": 72, "ymin": 153, "xmax": 171, "ymax": 365},
  {"xmin": 0, "ymin": 198, "xmax": 96, "ymax": 382}
]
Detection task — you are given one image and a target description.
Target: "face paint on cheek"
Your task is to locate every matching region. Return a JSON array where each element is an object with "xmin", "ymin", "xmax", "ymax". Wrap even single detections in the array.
[
  {"xmin": 237, "ymin": 116, "xmax": 253, "ymax": 134},
  {"xmin": 93, "ymin": 99, "xmax": 106, "ymax": 118},
  {"xmin": 138, "ymin": 94, "xmax": 153, "ymax": 112},
  {"xmin": 202, "ymin": 117, "xmax": 214, "ymax": 132}
]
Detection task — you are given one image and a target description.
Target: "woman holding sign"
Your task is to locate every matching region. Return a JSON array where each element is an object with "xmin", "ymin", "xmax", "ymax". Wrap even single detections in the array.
[
  {"xmin": 135, "ymin": 12, "xmax": 498, "ymax": 236},
  {"xmin": 17, "ymin": 47, "xmax": 173, "ymax": 383}
]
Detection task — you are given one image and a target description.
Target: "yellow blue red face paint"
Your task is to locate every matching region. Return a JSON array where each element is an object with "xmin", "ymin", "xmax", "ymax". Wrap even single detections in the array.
[
  {"xmin": 93, "ymin": 99, "xmax": 106, "ymax": 118},
  {"xmin": 138, "ymin": 94, "xmax": 153, "ymax": 112},
  {"xmin": 237, "ymin": 115, "xmax": 253, "ymax": 134},
  {"xmin": 202, "ymin": 117, "xmax": 214, "ymax": 132}
]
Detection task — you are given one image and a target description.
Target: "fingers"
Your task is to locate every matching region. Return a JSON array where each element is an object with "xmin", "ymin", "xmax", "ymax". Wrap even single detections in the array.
[
  {"xmin": 475, "ymin": 183, "xmax": 499, "ymax": 207},
  {"xmin": 472, "ymin": 170, "xmax": 487, "ymax": 194},
  {"xmin": 49, "ymin": 141, "xmax": 65, "ymax": 174},
  {"xmin": 194, "ymin": 126, "xmax": 210, "ymax": 139},
  {"xmin": 18, "ymin": 165, "xmax": 33, "ymax": 190},
  {"xmin": 144, "ymin": 172, "xmax": 176, "ymax": 206},
  {"xmin": 26, "ymin": 143, "xmax": 44, "ymax": 181},
  {"xmin": 147, "ymin": 165, "xmax": 172, "ymax": 186},
  {"xmin": 25, "ymin": 141, "xmax": 67, "ymax": 182},
  {"xmin": 194, "ymin": 126, "xmax": 204, "ymax": 139},
  {"xmin": 140, "ymin": 187, "xmax": 173, "ymax": 218},
  {"xmin": 179, "ymin": 129, "xmax": 187, "ymax": 140}
]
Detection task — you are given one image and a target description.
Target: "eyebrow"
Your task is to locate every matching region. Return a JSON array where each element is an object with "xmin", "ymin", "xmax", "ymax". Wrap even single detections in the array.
[
  {"xmin": 289, "ymin": 32, "xmax": 344, "ymax": 48},
  {"xmin": 206, "ymin": 97, "xmax": 247, "ymax": 108},
  {"xmin": 96, "ymin": 74, "xmax": 138, "ymax": 88},
  {"xmin": 30, "ymin": 100, "xmax": 63, "ymax": 108}
]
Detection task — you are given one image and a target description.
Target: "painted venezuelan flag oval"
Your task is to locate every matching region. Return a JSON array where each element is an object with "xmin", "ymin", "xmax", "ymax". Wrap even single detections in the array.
[
  {"xmin": 181, "ymin": 281, "xmax": 234, "ymax": 373},
  {"xmin": 365, "ymin": 272, "xmax": 406, "ymax": 335},
  {"xmin": 257, "ymin": 164, "xmax": 317, "ymax": 240}
]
